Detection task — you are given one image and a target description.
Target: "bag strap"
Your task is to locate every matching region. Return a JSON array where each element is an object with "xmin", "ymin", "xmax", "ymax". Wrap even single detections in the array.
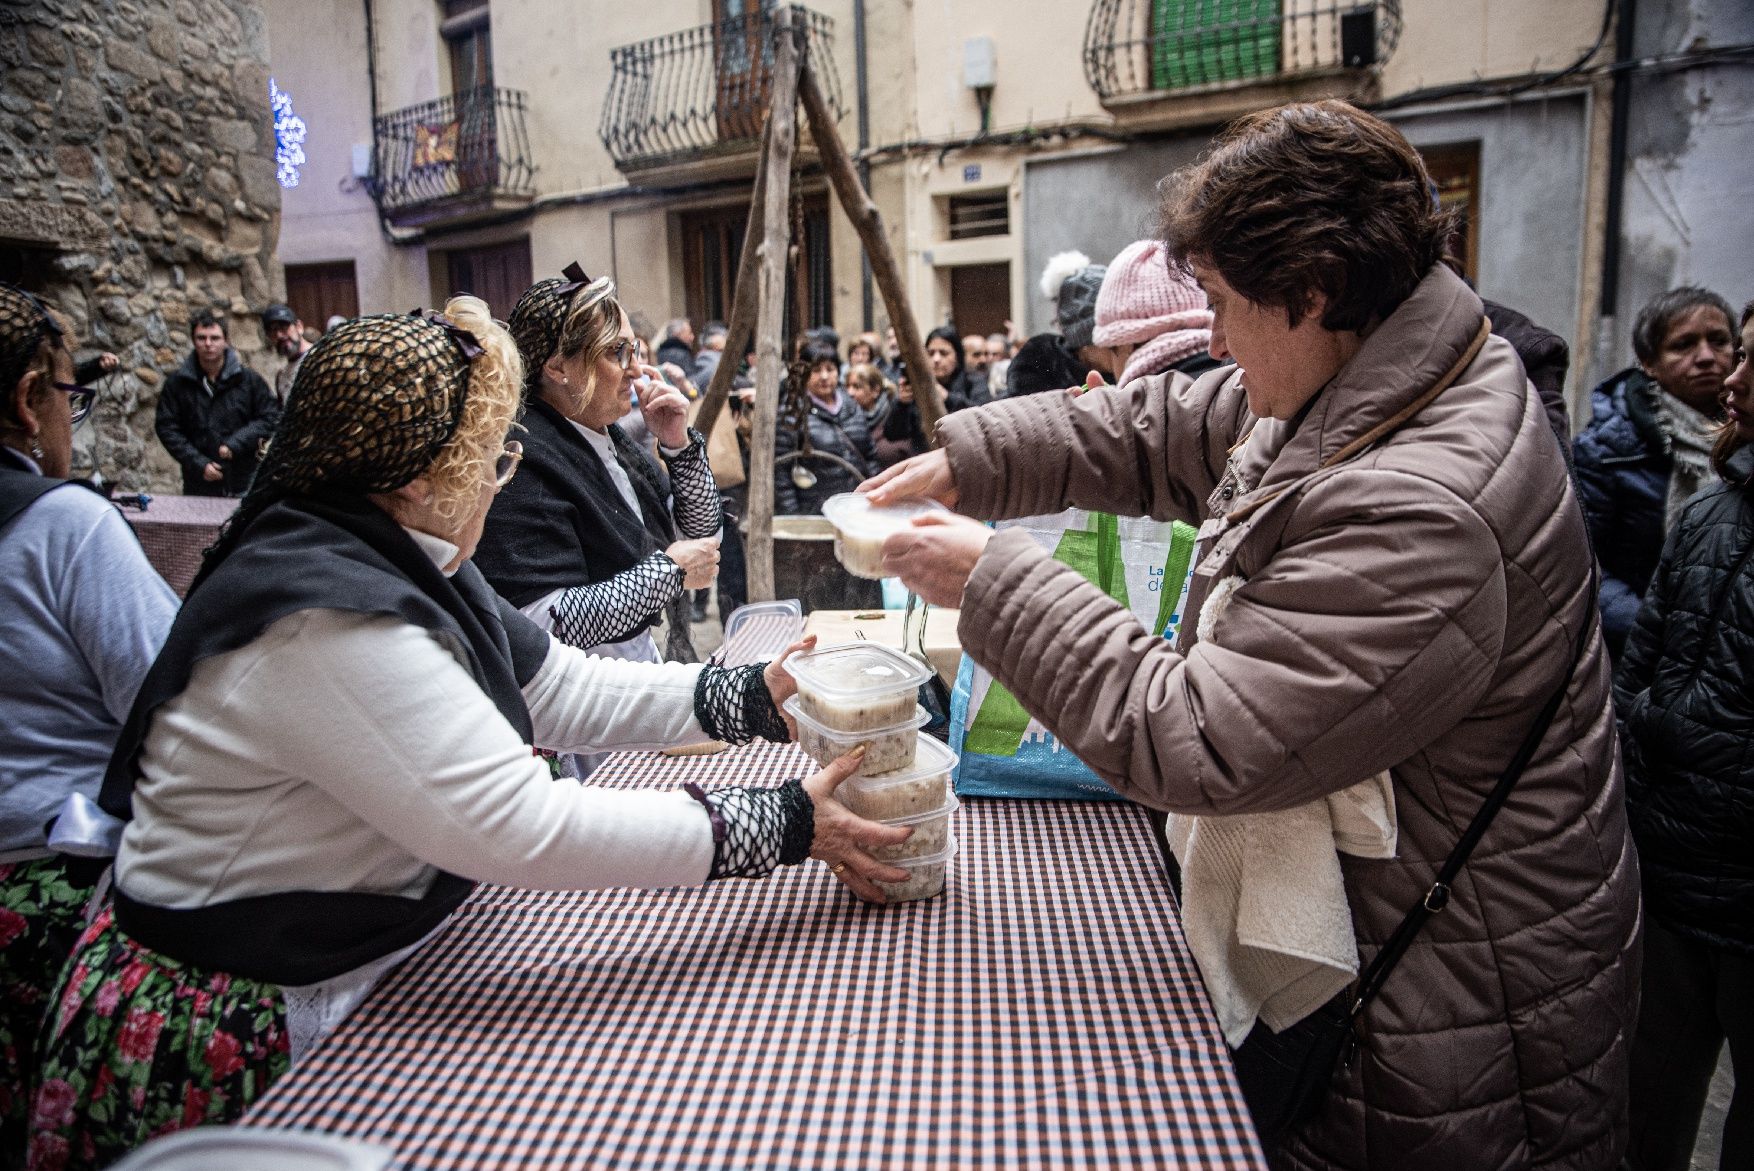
[{"xmin": 1347, "ymin": 572, "xmax": 1598, "ymax": 1027}]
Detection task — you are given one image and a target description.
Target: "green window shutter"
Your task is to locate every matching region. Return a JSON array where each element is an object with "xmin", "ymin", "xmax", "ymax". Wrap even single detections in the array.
[{"xmin": 1150, "ymin": 0, "xmax": 1283, "ymax": 90}]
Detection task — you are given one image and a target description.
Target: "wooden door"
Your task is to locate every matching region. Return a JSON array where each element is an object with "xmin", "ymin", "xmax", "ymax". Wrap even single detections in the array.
[
  {"xmin": 949, "ymin": 263, "xmax": 1010, "ymax": 339},
  {"xmin": 440, "ymin": 238, "xmax": 532, "ymax": 321},
  {"xmin": 284, "ymin": 261, "xmax": 360, "ymax": 331}
]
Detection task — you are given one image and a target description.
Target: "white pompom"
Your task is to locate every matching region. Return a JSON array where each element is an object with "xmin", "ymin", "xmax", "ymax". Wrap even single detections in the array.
[{"xmin": 1039, "ymin": 250, "xmax": 1093, "ymax": 301}]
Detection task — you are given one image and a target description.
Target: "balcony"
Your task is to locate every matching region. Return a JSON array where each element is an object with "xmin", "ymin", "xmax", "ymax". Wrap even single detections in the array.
[
  {"xmin": 371, "ymin": 86, "xmax": 536, "ymax": 228},
  {"xmin": 1083, "ymin": 1, "xmax": 1401, "ymax": 129},
  {"xmin": 600, "ymin": 5, "xmax": 843, "ymax": 181}
]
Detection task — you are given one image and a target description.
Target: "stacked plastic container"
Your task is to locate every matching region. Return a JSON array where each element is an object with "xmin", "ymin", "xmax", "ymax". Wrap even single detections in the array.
[{"xmin": 783, "ymin": 642, "xmax": 959, "ymax": 902}]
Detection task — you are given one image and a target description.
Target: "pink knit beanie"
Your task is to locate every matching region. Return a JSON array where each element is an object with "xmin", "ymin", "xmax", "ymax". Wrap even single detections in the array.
[{"xmin": 1093, "ymin": 240, "xmax": 1212, "ymax": 348}]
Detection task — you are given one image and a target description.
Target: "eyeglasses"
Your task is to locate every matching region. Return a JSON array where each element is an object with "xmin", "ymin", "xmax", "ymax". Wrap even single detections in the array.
[
  {"xmin": 53, "ymin": 381, "xmax": 94, "ymax": 427},
  {"xmin": 494, "ymin": 440, "xmax": 523, "ymax": 487},
  {"xmin": 609, "ymin": 339, "xmax": 640, "ymax": 373}
]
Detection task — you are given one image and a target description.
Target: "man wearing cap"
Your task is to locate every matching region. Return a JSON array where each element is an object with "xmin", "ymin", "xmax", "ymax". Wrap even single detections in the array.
[{"xmin": 262, "ymin": 303, "xmax": 312, "ymax": 403}]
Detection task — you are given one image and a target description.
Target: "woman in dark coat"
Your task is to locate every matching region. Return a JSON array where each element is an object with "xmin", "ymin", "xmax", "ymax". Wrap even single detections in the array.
[
  {"xmin": 1574, "ymin": 287, "xmax": 1735, "ymax": 656},
  {"xmin": 880, "ymin": 326, "xmax": 979, "ymax": 454},
  {"xmin": 475, "ymin": 272, "xmax": 721, "ymax": 668},
  {"xmin": 1615, "ymin": 299, "xmax": 1754, "ymax": 1171},
  {"xmin": 774, "ymin": 341, "xmax": 876, "ymax": 515}
]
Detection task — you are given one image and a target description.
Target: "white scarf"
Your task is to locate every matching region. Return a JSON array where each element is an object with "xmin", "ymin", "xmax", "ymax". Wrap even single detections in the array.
[{"xmin": 1655, "ymin": 393, "xmax": 1720, "ymax": 534}]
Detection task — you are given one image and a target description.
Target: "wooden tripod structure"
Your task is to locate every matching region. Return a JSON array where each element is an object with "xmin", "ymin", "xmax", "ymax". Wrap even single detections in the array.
[{"xmin": 691, "ymin": 7, "xmax": 946, "ymax": 603}]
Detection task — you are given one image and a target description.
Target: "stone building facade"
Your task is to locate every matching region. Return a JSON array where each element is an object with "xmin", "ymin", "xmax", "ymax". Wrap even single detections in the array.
[{"xmin": 0, "ymin": 0, "xmax": 281, "ymax": 490}]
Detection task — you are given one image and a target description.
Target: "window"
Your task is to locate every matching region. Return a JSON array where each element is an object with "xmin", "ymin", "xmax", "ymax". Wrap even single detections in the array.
[
  {"xmin": 0, "ymin": 241, "xmax": 55, "ymax": 291},
  {"xmin": 435, "ymin": 237, "xmax": 531, "ymax": 320},
  {"xmin": 947, "ymin": 194, "xmax": 1009, "ymax": 241},
  {"xmin": 1422, "ymin": 142, "xmax": 1481, "ymax": 283},
  {"xmin": 1149, "ymin": 0, "xmax": 1282, "ymax": 90},
  {"xmin": 441, "ymin": 1, "xmax": 492, "ymax": 95},
  {"xmin": 284, "ymin": 261, "xmax": 360, "ymax": 333}
]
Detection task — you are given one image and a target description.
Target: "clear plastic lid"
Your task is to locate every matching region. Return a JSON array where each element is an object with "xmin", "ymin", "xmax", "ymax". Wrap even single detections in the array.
[
  {"xmin": 821, "ymin": 492, "xmax": 949, "ymax": 538},
  {"xmin": 838, "ymin": 733, "xmax": 959, "ymax": 800},
  {"xmin": 109, "ymin": 1128, "xmax": 395, "ymax": 1170},
  {"xmin": 784, "ymin": 642, "xmax": 933, "ymax": 703},
  {"xmin": 784, "ymin": 696, "xmax": 929, "ymax": 742},
  {"xmin": 881, "ymin": 790, "xmax": 960, "ymax": 827}
]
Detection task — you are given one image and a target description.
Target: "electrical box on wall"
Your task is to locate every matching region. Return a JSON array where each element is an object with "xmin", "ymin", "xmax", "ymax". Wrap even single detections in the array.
[{"xmin": 963, "ymin": 37, "xmax": 996, "ymax": 90}]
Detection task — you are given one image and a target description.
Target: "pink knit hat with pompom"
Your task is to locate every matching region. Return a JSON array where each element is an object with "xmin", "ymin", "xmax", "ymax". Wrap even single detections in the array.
[{"xmin": 1092, "ymin": 239, "xmax": 1212, "ymax": 354}]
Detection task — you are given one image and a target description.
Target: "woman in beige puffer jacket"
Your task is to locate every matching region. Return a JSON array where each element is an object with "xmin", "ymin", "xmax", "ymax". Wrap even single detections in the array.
[{"xmin": 869, "ymin": 101, "xmax": 1640, "ymax": 1170}]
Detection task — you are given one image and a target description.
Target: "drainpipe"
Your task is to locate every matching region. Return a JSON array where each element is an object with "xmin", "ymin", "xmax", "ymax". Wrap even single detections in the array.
[
  {"xmin": 855, "ymin": 0, "xmax": 873, "ymax": 330},
  {"xmin": 1598, "ymin": 0, "xmax": 1635, "ymax": 318}
]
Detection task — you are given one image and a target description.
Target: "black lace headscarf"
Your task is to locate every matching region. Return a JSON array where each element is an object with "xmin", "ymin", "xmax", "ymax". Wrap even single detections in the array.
[
  {"xmin": 194, "ymin": 311, "xmax": 480, "ymax": 590},
  {"xmin": 507, "ymin": 262, "xmax": 615, "ymax": 401},
  {"xmin": 0, "ymin": 284, "xmax": 67, "ymax": 427}
]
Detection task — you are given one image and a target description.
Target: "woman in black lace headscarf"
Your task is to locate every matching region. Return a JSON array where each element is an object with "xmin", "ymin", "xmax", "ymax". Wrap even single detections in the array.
[
  {"xmin": 475, "ymin": 270, "xmax": 721, "ymax": 676},
  {"xmin": 28, "ymin": 298, "xmax": 909, "ymax": 1168}
]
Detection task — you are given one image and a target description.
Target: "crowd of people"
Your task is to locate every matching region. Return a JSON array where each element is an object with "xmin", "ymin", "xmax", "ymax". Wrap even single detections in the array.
[{"xmin": 0, "ymin": 97, "xmax": 1748, "ymax": 1170}]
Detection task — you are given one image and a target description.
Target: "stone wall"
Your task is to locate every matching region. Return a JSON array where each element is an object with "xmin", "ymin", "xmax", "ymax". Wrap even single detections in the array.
[{"xmin": 0, "ymin": 0, "xmax": 280, "ymax": 490}]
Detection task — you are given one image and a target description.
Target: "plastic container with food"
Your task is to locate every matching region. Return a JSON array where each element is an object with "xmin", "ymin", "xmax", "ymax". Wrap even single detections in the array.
[
  {"xmin": 836, "ymin": 734, "xmax": 959, "ymax": 822},
  {"xmin": 821, "ymin": 492, "xmax": 951, "ymax": 579},
  {"xmin": 869, "ymin": 835, "xmax": 958, "ymax": 903},
  {"xmin": 869, "ymin": 792, "xmax": 960, "ymax": 862},
  {"xmin": 784, "ymin": 642, "xmax": 932, "ymax": 732},
  {"xmin": 784, "ymin": 697, "xmax": 928, "ymax": 776}
]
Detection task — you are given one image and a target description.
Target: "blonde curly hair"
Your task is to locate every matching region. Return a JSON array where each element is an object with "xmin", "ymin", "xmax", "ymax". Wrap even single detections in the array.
[{"xmin": 424, "ymin": 294, "xmax": 523, "ymax": 521}]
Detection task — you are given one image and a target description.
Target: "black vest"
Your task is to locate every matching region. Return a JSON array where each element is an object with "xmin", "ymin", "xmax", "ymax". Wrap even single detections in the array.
[
  {"xmin": 99, "ymin": 493, "xmax": 550, "ymax": 985},
  {"xmin": 473, "ymin": 400, "xmax": 675, "ymax": 641}
]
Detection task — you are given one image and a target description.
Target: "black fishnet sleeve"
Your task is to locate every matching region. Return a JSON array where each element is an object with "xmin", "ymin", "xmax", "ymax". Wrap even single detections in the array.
[
  {"xmin": 548, "ymin": 552, "xmax": 685, "ymax": 650},
  {"xmin": 659, "ymin": 427, "xmax": 722, "ymax": 538},
  {"xmin": 693, "ymin": 662, "xmax": 791, "ymax": 745},
  {"xmin": 683, "ymin": 779, "xmax": 813, "ymax": 879}
]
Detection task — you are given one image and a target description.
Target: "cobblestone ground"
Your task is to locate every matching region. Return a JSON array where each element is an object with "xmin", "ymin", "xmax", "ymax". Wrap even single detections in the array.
[{"xmin": 1693, "ymin": 1047, "xmax": 1733, "ymax": 1170}]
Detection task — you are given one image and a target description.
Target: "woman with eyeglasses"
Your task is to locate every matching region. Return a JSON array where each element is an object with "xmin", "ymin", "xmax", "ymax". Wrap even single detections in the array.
[
  {"xmin": 0, "ymin": 285, "xmax": 177, "ymax": 1161},
  {"xmin": 475, "ymin": 271, "xmax": 721, "ymax": 702},
  {"xmin": 26, "ymin": 300, "xmax": 909, "ymax": 1167}
]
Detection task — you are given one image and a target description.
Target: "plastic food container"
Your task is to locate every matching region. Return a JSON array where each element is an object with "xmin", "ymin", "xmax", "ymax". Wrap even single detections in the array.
[
  {"xmin": 821, "ymin": 493, "xmax": 950, "ymax": 579},
  {"xmin": 837, "ymin": 734, "xmax": 959, "ymax": 822},
  {"xmin": 109, "ymin": 1128, "xmax": 395, "ymax": 1170},
  {"xmin": 785, "ymin": 642, "xmax": 932, "ymax": 732},
  {"xmin": 870, "ymin": 835, "xmax": 958, "ymax": 903},
  {"xmin": 785, "ymin": 697, "xmax": 928, "ymax": 776},
  {"xmin": 870, "ymin": 792, "xmax": 960, "ymax": 862}
]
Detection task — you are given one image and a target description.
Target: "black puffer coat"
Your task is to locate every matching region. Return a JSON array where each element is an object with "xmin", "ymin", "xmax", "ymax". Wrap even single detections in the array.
[
  {"xmin": 774, "ymin": 392, "xmax": 875, "ymax": 515},
  {"xmin": 1614, "ymin": 446, "xmax": 1754, "ymax": 956}
]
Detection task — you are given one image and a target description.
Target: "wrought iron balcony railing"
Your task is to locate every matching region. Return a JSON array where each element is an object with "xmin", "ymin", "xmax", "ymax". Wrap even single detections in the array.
[
  {"xmin": 1084, "ymin": 0, "xmax": 1401, "ymax": 104},
  {"xmin": 371, "ymin": 86, "xmax": 535, "ymax": 223},
  {"xmin": 600, "ymin": 5, "xmax": 843, "ymax": 172}
]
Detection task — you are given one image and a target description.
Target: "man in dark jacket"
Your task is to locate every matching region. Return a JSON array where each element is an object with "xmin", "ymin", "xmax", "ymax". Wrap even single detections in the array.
[
  {"xmin": 155, "ymin": 309, "xmax": 279, "ymax": 497},
  {"xmin": 1572, "ymin": 286, "xmax": 1734, "ymax": 655}
]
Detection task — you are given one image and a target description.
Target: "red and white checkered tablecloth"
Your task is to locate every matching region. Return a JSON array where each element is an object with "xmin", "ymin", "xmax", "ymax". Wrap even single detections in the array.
[{"xmin": 244, "ymin": 744, "xmax": 1265, "ymax": 1169}]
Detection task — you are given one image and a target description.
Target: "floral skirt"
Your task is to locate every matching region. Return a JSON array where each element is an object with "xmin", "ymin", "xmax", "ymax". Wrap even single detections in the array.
[
  {"xmin": 26, "ymin": 905, "xmax": 290, "ymax": 1171},
  {"xmin": 0, "ymin": 856, "xmax": 104, "ymax": 1170}
]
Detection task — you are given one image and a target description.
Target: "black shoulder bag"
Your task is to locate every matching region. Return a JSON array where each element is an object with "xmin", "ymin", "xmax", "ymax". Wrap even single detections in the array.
[{"xmin": 1232, "ymin": 589, "xmax": 1596, "ymax": 1142}]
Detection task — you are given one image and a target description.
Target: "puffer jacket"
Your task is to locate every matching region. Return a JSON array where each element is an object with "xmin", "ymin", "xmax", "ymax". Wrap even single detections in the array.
[
  {"xmin": 940, "ymin": 264, "xmax": 1639, "ymax": 1169},
  {"xmin": 774, "ymin": 391, "xmax": 875, "ymax": 515},
  {"xmin": 1573, "ymin": 368, "xmax": 1670, "ymax": 656},
  {"xmin": 1614, "ymin": 446, "xmax": 1754, "ymax": 956}
]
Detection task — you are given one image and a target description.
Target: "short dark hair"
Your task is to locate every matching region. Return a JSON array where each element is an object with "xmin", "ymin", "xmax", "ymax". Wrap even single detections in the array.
[
  {"xmin": 1159, "ymin": 100, "xmax": 1454, "ymax": 332},
  {"xmin": 799, "ymin": 341, "xmax": 840, "ymax": 370},
  {"xmin": 190, "ymin": 308, "xmax": 228, "ymax": 339},
  {"xmin": 1631, "ymin": 286, "xmax": 1734, "ymax": 365}
]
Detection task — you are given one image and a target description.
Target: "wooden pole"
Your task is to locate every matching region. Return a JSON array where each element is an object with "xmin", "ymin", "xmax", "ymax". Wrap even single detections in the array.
[
  {"xmin": 692, "ymin": 142, "xmax": 768, "ymax": 440},
  {"xmin": 797, "ymin": 55, "xmax": 946, "ymax": 443},
  {"xmin": 744, "ymin": 9, "xmax": 802, "ymax": 603}
]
